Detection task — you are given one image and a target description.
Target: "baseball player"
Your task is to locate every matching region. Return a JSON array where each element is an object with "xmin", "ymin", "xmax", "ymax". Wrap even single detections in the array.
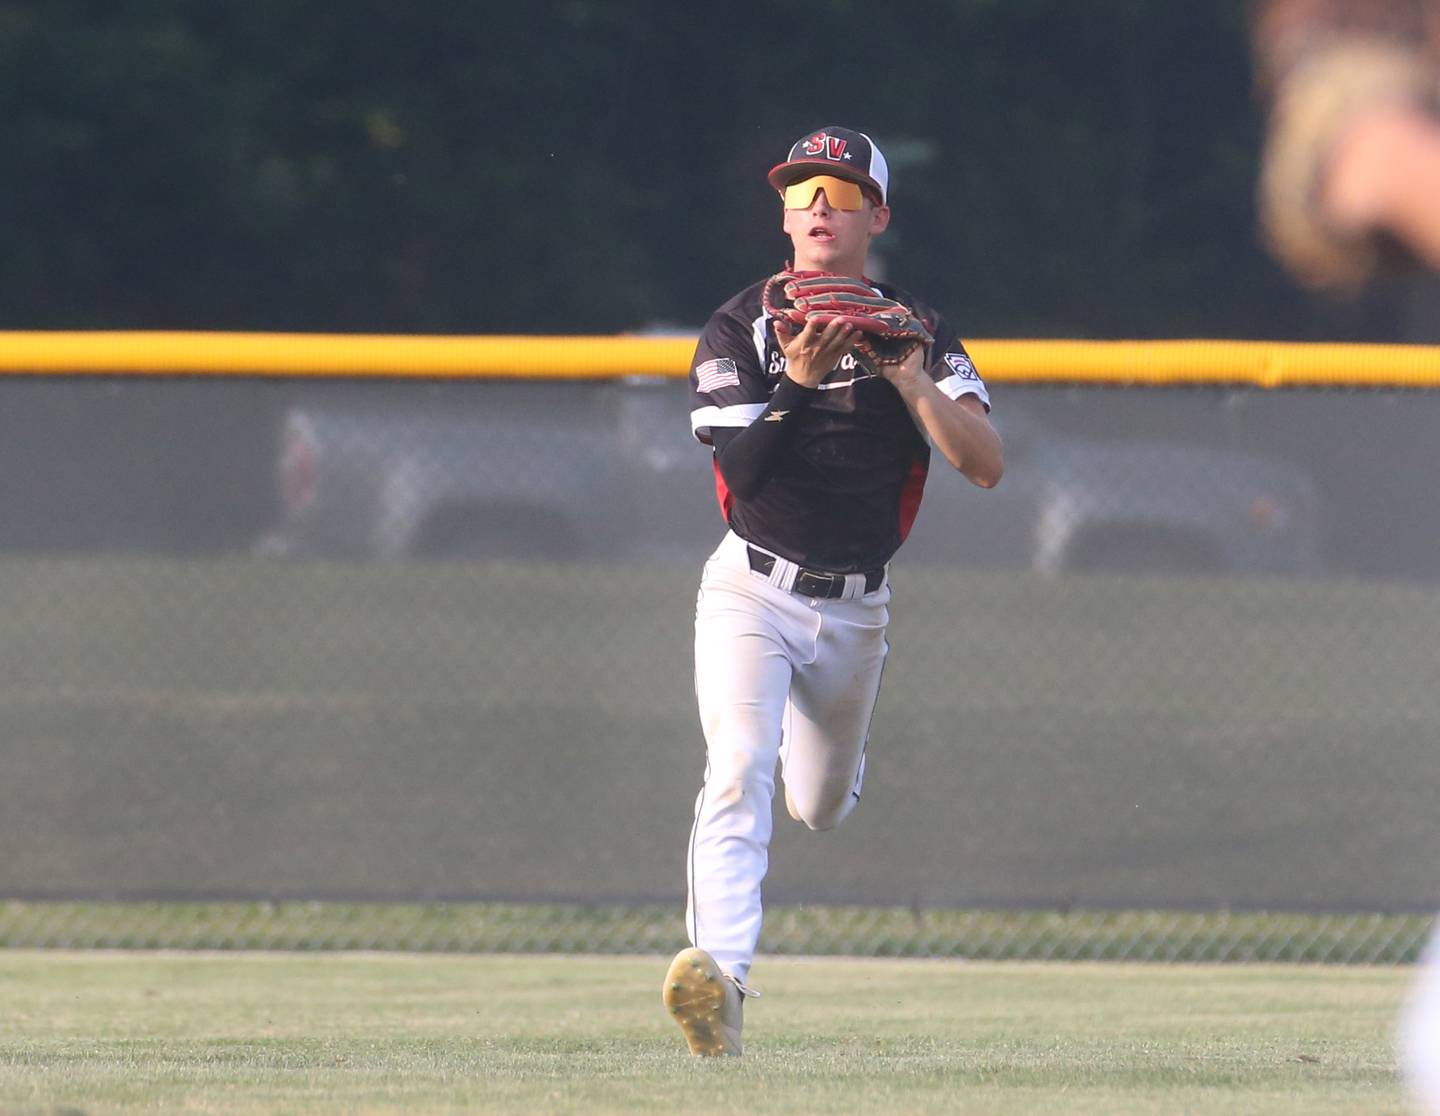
[{"xmin": 662, "ymin": 125, "xmax": 1003, "ymax": 1057}]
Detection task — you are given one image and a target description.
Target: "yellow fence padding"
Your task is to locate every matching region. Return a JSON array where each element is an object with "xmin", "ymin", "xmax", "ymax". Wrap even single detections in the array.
[
  {"xmin": 0, "ymin": 332, "xmax": 696, "ymax": 380},
  {"xmin": 2, "ymin": 331, "xmax": 1440, "ymax": 387}
]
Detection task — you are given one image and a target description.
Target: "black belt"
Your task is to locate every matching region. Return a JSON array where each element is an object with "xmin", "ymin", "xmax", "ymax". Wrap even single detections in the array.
[{"xmin": 747, "ymin": 546, "xmax": 884, "ymax": 599}]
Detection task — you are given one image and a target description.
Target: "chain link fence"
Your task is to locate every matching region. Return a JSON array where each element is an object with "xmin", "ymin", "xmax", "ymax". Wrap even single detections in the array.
[
  {"xmin": 2, "ymin": 372, "xmax": 1438, "ymax": 960},
  {"xmin": 0, "ymin": 902, "xmax": 1431, "ymax": 965}
]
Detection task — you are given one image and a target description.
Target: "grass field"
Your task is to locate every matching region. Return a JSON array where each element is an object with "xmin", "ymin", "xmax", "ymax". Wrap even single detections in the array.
[
  {"xmin": 0, "ymin": 951, "xmax": 1413, "ymax": 1115},
  {"xmin": 0, "ymin": 557, "xmax": 1433, "ymax": 1111}
]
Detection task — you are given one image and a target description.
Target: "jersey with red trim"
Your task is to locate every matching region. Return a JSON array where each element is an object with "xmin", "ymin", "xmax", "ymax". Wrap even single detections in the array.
[{"xmin": 688, "ymin": 272, "xmax": 990, "ymax": 573}]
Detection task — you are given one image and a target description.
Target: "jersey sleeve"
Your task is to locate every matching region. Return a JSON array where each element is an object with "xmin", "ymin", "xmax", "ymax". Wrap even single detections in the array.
[
  {"xmin": 688, "ymin": 308, "xmax": 771, "ymax": 446},
  {"xmin": 926, "ymin": 315, "xmax": 991, "ymax": 412}
]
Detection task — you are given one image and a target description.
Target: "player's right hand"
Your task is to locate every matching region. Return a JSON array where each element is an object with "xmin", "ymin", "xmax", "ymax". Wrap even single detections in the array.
[{"xmin": 779, "ymin": 315, "xmax": 855, "ymax": 389}]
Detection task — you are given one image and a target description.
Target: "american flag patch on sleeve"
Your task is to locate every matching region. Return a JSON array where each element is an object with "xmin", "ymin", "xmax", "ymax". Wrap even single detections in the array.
[{"xmin": 695, "ymin": 357, "xmax": 740, "ymax": 393}]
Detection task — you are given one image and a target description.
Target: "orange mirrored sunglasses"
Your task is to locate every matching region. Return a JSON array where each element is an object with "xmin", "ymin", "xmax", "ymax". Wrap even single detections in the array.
[{"xmin": 781, "ymin": 175, "xmax": 868, "ymax": 211}]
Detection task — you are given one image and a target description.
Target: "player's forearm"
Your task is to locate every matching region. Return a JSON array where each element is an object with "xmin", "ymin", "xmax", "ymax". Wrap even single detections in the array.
[
  {"xmin": 712, "ymin": 377, "xmax": 820, "ymax": 499},
  {"xmin": 892, "ymin": 376, "xmax": 1003, "ymax": 488},
  {"xmin": 924, "ymin": 399, "xmax": 1004, "ymax": 488}
]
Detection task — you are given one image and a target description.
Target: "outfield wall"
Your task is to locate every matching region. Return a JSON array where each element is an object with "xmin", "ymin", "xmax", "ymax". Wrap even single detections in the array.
[{"xmin": 0, "ymin": 335, "xmax": 1437, "ymax": 913}]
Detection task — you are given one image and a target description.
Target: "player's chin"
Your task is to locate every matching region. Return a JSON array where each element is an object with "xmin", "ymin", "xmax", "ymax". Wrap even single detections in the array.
[{"xmin": 794, "ymin": 238, "xmax": 842, "ymax": 267}]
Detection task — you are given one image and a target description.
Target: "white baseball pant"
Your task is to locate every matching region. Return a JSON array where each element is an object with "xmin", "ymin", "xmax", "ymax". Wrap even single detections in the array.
[
  {"xmin": 686, "ymin": 530, "xmax": 890, "ymax": 984},
  {"xmin": 1404, "ymin": 921, "xmax": 1440, "ymax": 1115}
]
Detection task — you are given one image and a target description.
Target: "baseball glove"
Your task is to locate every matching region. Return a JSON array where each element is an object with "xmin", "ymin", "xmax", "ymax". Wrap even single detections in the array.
[
  {"xmin": 1253, "ymin": 0, "xmax": 1440, "ymax": 287},
  {"xmin": 763, "ymin": 267, "xmax": 933, "ymax": 366}
]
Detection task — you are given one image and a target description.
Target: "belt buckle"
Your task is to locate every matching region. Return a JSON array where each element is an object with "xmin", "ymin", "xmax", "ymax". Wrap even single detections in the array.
[{"xmin": 795, "ymin": 568, "xmax": 841, "ymax": 598}]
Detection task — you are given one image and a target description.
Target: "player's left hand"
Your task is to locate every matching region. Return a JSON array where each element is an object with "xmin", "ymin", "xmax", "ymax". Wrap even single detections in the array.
[{"xmin": 876, "ymin": 344, "xmax": 928, "ymax": 389}]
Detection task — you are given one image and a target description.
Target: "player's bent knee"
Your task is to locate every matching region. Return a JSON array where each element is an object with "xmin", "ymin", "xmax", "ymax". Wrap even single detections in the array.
[
  {"xmin": 803, "ymin": 805, "xmax": 850, "ymax": 831},
  {"xmin": 793, "ymin": 792, "xmax": 858, "ymax": 832}
]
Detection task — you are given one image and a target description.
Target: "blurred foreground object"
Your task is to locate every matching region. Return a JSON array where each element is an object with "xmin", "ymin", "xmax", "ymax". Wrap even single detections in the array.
[
  {"xmin": 1253, "ymin": 0, "xmax": 1440, "ymax": 287},
  {"xmin": 1403, "ymin": 924, "xmax": 1440, "ymax": 1115}
]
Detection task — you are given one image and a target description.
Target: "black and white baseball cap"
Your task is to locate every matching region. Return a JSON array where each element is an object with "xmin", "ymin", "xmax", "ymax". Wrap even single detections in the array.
[{"xmin": 767, "ymin": 125, "xmax": 890, "ymax": 206}]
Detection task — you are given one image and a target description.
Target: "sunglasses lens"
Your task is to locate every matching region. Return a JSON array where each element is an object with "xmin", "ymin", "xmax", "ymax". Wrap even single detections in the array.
[{"xmin": 782, "ymin": 176, "xmax": 866, "ymax": 210}]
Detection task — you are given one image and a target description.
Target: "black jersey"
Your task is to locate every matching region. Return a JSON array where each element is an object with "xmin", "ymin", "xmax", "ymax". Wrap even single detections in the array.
[{"xmin": 688, "ymin": 273, "xmax": 990, "ymax": 573}]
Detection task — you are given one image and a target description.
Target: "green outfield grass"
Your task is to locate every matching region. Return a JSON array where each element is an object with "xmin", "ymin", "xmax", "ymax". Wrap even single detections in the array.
[{"xmin": 0, "ymin": 951, "xmax": 1412, "ymax": 1115}]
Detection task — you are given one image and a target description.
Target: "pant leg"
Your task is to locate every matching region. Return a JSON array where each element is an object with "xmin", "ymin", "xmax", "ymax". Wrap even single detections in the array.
[
  {"xmin": 1404, "ymin": 921, "xmax": 1440, "ymax": 1116},
  {"xmin": 687, "ymin": 565, "xmax": 794, "ymax": 984},
  {"xmin": 779, "ymin": 588, "xmax": 890, "ymax": 832}
]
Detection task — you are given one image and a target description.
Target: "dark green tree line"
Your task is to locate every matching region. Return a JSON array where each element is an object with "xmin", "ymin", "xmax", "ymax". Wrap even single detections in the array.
[{"xmin": 0, "ymin": 0, "xmax": 1396, "ymax": 338}]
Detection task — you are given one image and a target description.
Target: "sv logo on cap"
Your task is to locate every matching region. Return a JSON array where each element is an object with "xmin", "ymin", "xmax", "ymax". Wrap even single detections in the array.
[{"xmin": 803, "ymin": 132, "xmax": 849, "ymax": 161}]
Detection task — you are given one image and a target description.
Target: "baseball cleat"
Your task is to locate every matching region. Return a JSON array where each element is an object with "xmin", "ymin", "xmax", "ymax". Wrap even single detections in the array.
[{"xmin": 662, "ymin": 947, "xmax": 745, "ymax": 1056}]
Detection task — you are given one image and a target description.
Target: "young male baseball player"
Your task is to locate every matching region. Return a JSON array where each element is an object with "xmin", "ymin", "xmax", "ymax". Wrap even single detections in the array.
[{"xmin": 663, "ymin": 125, "xmax": 1003, "ymax": 1056}]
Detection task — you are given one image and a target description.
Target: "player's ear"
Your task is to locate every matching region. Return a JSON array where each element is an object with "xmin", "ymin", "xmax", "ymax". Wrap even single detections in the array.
[{"xmin": 870, "ymin": 204, "xmax": 891, "ymax": 234}]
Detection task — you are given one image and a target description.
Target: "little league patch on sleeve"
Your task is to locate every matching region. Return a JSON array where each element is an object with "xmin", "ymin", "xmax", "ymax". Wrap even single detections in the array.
[
  {"xmin": 695, "ymin": 357, "xmax": 741, "ymax": 393},
  {"xmin": 944, "ymin": 353, "xmax": 979, "ymax": 381}
]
